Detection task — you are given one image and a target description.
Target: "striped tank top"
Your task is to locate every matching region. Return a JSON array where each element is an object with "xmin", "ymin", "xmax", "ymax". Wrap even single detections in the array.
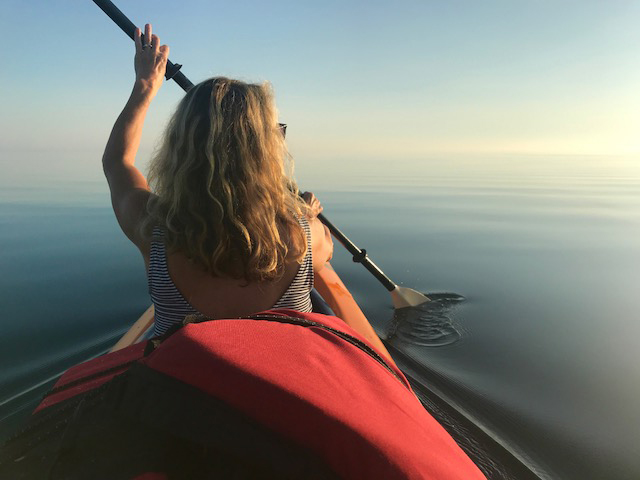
[{"xmin": 148, "ymin": 216, "xmax": 314, "ymax": 335}]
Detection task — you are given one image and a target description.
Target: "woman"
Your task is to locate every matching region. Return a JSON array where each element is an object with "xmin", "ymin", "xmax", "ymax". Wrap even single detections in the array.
[{"xmin": 102, "ymin": 24, "xmax": 333, "ymax": 334}]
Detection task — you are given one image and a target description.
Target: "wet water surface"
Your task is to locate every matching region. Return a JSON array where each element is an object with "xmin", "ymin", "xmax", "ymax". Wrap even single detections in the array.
[{"xmin": 1, "ymin": 151, "xmax": 639, "ymax": 479}]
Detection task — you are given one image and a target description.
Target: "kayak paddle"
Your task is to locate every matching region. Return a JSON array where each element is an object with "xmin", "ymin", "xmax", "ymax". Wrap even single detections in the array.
[
  {"xmin": 317, "ymin": 213, "xmax": 429, "ymax": 308},
  {"xmin": 93, "ymin": 0, "xmax": 193, "ymax": 91},
  {"xmin": 92, "ymin": 0, "xmax": 430, "ymax": 309}
]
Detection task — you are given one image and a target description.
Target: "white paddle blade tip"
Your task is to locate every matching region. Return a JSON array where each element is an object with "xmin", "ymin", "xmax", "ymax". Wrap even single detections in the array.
[{"xmin": 391, "ymin": 286, "xmax": 430, "ymax": 309}]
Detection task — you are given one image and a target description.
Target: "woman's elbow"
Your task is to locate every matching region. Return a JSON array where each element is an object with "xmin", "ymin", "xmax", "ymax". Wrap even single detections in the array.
[{"xmin": 324, "ymin": 225, "xmax": 334, "ymax": 263}]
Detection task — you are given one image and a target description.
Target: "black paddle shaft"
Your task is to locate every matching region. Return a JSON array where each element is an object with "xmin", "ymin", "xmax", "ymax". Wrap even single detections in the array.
[
  {"xmin": 93, "ymin": 0, "xmax": 194, "ymax": 92},
  {"xmin": 317, "ymin": 213, "xmax": 397, "ymax": 292}
]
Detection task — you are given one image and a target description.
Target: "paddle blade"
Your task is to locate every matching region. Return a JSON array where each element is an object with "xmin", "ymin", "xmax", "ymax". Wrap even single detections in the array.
[{"xmin": 391, "ymin": 286, "xmax": 430, "ymax": 309}]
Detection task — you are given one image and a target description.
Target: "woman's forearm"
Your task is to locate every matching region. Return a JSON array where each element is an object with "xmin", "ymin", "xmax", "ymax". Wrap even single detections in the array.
[
  {"xmin": 102, "ymin": 82, "xmax": 154, "ymax": 173},
  {"xmin": 314, "ymin": 265, "xmax": 399, "ymax": 370}
]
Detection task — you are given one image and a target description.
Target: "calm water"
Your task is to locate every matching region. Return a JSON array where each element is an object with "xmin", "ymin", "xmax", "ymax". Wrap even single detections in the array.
[{"xmin": 1, "ymin": 151, "xmax": 639, "ymax": 479}]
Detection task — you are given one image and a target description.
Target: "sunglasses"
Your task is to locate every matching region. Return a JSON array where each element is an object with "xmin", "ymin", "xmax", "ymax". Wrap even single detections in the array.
[{"xmin": 278, "ymin": 123, "xmax": 287, "ymax": 138}]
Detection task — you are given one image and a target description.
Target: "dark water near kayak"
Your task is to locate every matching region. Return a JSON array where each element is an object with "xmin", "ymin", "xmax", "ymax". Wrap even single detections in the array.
[{"xmin": 1, "ymin": 151, "xmax": 639, "ymax": 479}]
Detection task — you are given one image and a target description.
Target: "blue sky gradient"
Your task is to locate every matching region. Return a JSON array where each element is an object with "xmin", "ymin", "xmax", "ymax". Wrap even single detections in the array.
[{"xmin": 1, "ymin": 0, "xmax": 639, "ymax": 158}]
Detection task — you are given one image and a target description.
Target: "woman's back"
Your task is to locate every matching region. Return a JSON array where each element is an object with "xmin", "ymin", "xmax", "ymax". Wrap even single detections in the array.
[{"xmin": 148, "ymin": 217, "xmax": 315, "ymax": 335}]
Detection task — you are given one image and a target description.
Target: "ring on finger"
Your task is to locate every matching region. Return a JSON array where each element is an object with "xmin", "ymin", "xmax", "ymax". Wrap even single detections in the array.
[{"xmin": 142, "ymin": 43, "xmax": 152, "ymax": 49}]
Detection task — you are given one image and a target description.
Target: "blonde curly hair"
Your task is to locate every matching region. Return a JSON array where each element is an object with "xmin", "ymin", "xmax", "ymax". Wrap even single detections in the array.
[{"xmin": 142, "ymin": 77, "xmax": 308, "ymax": 282}]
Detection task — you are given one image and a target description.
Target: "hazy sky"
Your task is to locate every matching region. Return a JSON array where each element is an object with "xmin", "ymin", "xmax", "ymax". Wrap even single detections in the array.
[{"xmin": 1, "ymin": 0, "xmax": 639, "ymax": 159}]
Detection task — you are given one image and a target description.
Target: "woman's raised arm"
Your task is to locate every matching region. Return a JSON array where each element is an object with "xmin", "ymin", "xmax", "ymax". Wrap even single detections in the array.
[{"xmin": 102, "ymin": 24, "xmax": 168, "ymax": 252}]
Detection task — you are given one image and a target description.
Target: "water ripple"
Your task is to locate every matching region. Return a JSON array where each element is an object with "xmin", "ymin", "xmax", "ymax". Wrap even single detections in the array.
[{"xmin": 387, "ymin": 293, "xmax": 465, "ymax": 346}]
